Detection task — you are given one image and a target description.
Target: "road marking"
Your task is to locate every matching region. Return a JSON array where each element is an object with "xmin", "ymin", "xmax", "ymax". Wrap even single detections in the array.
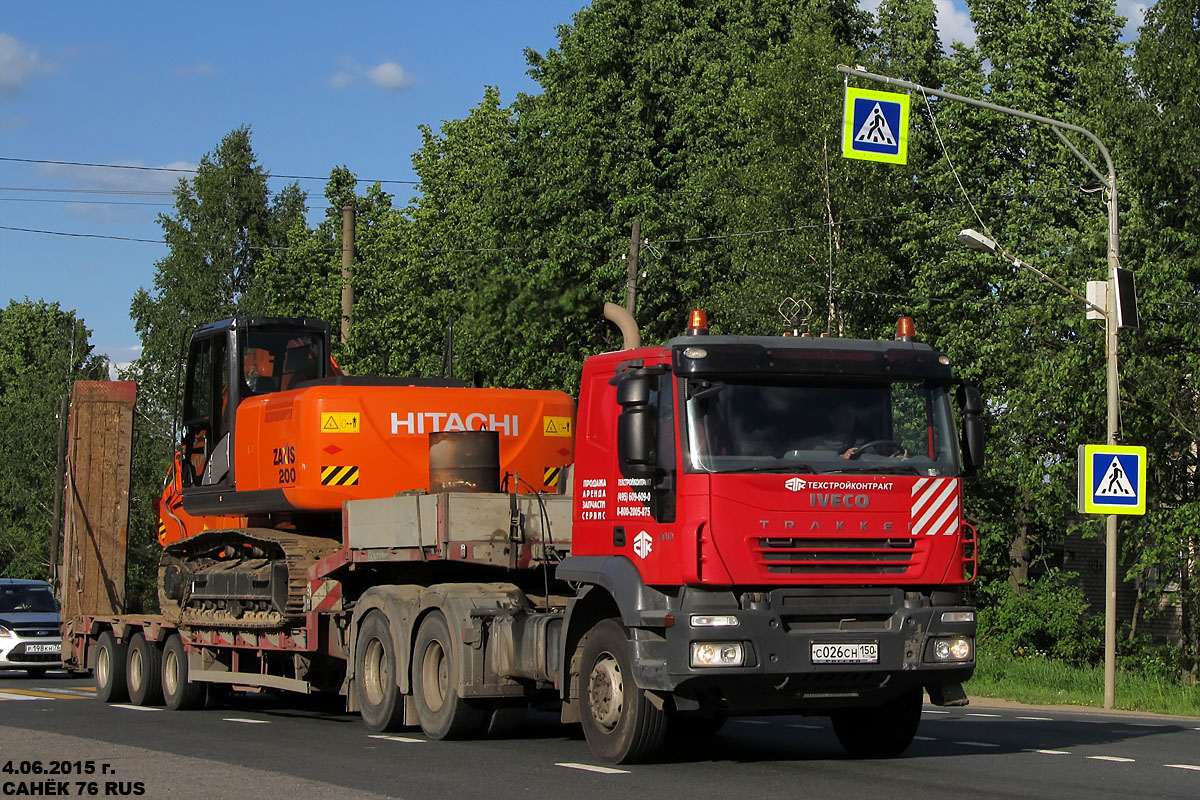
[
  {"xmin": 967, "ymin": 713, "xmax": 1001, "ymax": 718},
  {"xmin": 736, "ymin": 720, "xmax": 769, "ymax": 725},
  {"xmin": 224, "ymin": 717, "xmax": 270, "ymax": 724},
  {"xmin": 0, "ymin": 688, "xmax": 86, "ymax": 701},
  {"xmin": 922, "ymin": 710, "xmax": 949, "ymax": 715},
  {"xmin": 556, "ymin": 763, "xmax": 630, "ymax": 775},
  {"xmin": 786, "ymin": 724, "xmax": 823, "ymax": 730},
  {"xmin": 1088, "ymin": 756, "xmax": 1135, "ymax": 763},
  {"xmin": 1165, "ymin": 764, "xmax": 1200, "ymax": 772},
  {"xmin": 914, "ymin": 736, "xmax": 937, "ymax": 742},
  {"xmin": 113, "ymin": 704, "xmax": 160, "ymax": 712},
  {"xmin": 32, "ymin": 687, "xmax": 95, "ymax": 698},
  {"xmin": 368, "ymin": 734, "xmax": 424, "ymax": 743},
  {"xmin": 955, "ymin": 741, "xmax": 999, "ymax": 748},
  {"xmin": 1025, "ymin": 749, "xmax": 1071, "ymax": 755},
  {"xmin": 0, "ymin": 691, "xmax": 51, "ymax": 701},
  {"xmin": 1016, "ymin": 716, "xmax": 1053, "ymax": 721}
]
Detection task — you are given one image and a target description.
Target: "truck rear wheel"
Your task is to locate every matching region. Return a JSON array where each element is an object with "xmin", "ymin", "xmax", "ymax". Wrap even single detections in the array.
[
  {"xmin": 126, "ymin": 632, "xmax": 163, "ymax": 706},
  {"xmin": 412, "ymin": 610, "xmax": 487, "ymax": 739},
  {"xmin": 355, "ymin": 611, "xmax": 405, "ymax": 731},
  {"xmin": 831, "ymin": 686, "xmax": 923, "ymax": 758},
  {"xmin": 578, "ymin": 619, "xmax": 667, "ymax": 764},
  {"xmin": 94, "ymin": 631, "xmax": 128, "ymax": 703},
  {"xmin": 162, "ymin": 634, "xmax": 206, "ymax": 710}
]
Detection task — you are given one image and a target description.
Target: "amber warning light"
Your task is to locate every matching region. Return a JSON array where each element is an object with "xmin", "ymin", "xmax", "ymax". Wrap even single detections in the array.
[
  {"xmin": 687, "ymin": 309, "xmax": 709, "ymax": 336},
  {"xmin": 895, "ymin": 316, "xmax": 916, "ymax": 342}
]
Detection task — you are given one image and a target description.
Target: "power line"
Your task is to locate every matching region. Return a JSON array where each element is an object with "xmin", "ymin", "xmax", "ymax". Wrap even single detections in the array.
[
  {"xmin": 0, "ymin": 225, "xmax": 164, "ymax": 244},
  {"xmin": 0, "ymin": 156, "xmax": 420, "ymax": 186}
]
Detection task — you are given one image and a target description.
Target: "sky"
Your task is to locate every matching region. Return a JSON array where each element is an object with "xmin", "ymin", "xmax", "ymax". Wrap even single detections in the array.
[{"xmin": 0, "ymin": 1, "xmax": 1148, "ymax": 371}]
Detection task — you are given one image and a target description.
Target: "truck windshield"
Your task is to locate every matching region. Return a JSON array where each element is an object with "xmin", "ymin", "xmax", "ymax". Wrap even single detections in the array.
[{"xmin": 683, "ymin": 379, "xmax": 961, "ymax": 476}]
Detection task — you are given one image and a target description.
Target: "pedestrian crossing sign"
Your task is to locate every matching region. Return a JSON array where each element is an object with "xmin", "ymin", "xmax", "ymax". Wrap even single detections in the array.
[
  {"xmin": 1078, "ymin": 444, "xmax": 1147, "ymax": 515},
  {"xmin": 842, "ymin": 87, "xmax": 910, "ymax": 164}
]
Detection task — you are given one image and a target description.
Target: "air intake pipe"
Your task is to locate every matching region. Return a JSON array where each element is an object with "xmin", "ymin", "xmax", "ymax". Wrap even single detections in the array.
[{"xmin": 603, "ymin": 302, "xmax": 641, "ymax": 350}]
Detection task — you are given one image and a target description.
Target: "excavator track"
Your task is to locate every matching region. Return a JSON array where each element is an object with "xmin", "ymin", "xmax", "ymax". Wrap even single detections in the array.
[{"xmin": 159, "ymin": 528, "xmax": 340, "ymax": 629}]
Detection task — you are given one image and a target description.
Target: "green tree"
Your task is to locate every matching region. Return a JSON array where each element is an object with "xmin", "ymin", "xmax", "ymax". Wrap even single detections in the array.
[{"xmin": 0, "ymin": 300, "xmax": 106, "ymax": 579}]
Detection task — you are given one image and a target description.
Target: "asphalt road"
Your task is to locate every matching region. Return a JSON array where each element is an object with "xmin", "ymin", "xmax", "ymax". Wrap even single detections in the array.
[{"xmin": 1, "ymin": 671, "xmax": 1199, "ymax": 800}]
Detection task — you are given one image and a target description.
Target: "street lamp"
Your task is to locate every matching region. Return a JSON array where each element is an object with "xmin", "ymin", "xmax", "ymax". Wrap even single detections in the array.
[
  {"xmin": 957, "ymin": 229, "xmax": 1106, "ymax": 316},
  {"xmin": 958, "ymin": 226, "xmax": 1121, "ymax": 710}
]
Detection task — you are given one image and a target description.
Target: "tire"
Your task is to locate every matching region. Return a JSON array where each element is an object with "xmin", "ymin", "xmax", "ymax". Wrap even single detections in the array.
[
  {"xmin": 94, "ymin": 631, "xmax": 128, "ymax": 703},
  {"xmin": 577, "ymin": 619, "xmax": 667, "ymax": 764},
  {"xmin": 411, "ymin": 611, "xmax": 487, "ymax": 739},
  {"xmin": 126, "ymin": 632, "xmax": 163, "ymax": 706},
  {"xmin": 355, "ymin": 611, "xmax": 405, "ymax": 732},
  {"xmin": 25, "ymin": 668, "xmax": 47, "ymax": 679},
  {"xmin": 161, "ymin": 634, "xmax": 206, "ymax": 710},
  {"xmin": 831, "ymin": 687, "xmax": 923, "ymax": 758}
]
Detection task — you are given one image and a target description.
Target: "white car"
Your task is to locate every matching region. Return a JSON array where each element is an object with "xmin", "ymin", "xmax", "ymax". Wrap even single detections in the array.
[{"xmin": 0, "ymin": 579, "xmax": 62, "ymax": 677}]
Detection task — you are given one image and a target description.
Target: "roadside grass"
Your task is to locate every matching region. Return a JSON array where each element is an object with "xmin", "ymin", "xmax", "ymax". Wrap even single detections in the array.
[{"xmin": 968, "ymin": 651, "xmax": 1200, "ymax": 717}]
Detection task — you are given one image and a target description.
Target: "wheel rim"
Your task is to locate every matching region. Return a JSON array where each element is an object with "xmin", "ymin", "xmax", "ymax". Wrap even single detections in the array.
[
  {"xmin": 129, "ymin": 647, "xmax": 143, "ymax": 693},
  {"xmin": 164, "ymin": 649, "xmax": 180, "ymax": 697},
  {"xmin": 96, "ymin": 645, "xmax": 110, "ymax": 688},
  {"xmin": 420, "ymin": 639, "xmax": 448, "ymax": 713},
  {"xmin": 362, "ymin": 637, "xmax": 387, "ymax": 707},
  {"xmin": 587, "ymin": 651, "xmax": 624, "ymax": 733}
]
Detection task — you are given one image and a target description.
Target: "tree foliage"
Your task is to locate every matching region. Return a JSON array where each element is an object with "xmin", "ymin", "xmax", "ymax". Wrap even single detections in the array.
[{"xmin": 0, "ymin": 300, "xmax": 106, "ymax": 579}]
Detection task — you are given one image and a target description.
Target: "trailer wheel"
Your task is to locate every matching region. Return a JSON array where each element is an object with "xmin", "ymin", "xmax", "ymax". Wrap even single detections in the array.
[
  {"xmin": 126, "ymin": 632, "xmax": 163, "ymax": 706},
  {"xmin": 94, "ymin": 631, "xmax": 129, "ymax": 703},
  {"xmin": 412, "ymin": 611, "xmax": 487, "ymax": 739},
  {"xmin": 355, "ymin": 611, "xmax": 405, "ymax": 732},
  {"xmin": 578, "ymin": 619, "xmax": 667, "ymax": 764},
  {"xmin": 831, "ymin": 686, "xmax": 923, "ymax": 758},
  {"xmin": 161, "ymin": 634, "xmax": 205, "ymax": 710}
]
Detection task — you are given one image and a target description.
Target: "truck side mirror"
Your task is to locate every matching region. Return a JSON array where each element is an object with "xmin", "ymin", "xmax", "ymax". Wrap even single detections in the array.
[
  {"xmin": 957, "ymin": 384, "xmax": 985, "ymax": 474},
  {"xmin": 614, "ymin": 372, "xmax": 657, "ymax": 481}
]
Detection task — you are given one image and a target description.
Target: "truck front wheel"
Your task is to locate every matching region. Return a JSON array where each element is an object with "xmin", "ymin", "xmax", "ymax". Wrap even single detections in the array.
[
  {"xmin": 412, "ymin": 611, "xmax": 487, "ymax": 739},
  {"xmin": 355, "ymin": 611, "xmax": 405, "ymax": 732},
  {"xmin": 126, "ymin": 632, "xmax": 163, "ymax": 706},
  {"xmin": 161, "ymin": 634, "xmax": 205, "ymax": 710},
  {"xmin": 94, "ymin": 631, "xmax": 128, "ymax": 703},
  {"xmin": 578, "ymin": 619, "xmax": 667, "ymax": 764},
  {"xmin": 831, "ymin": 686, "xmax": 923, "ymax": 758}
]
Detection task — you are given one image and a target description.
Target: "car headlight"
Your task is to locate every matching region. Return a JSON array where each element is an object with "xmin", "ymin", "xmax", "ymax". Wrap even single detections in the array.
[
  {"xmin": 0, "ymin": 625, "xmax": 13, "ymax": 638},
  {"xmin": 691, "ymin": 642, "xmax": 746, "ymax": 667},
  {"xmin": 928, "ymin": 637, "xmax": 973, "ymax": 662}
]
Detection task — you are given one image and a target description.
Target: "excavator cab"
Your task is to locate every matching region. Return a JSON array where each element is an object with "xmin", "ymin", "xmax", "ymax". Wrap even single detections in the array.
[{"xmin": 179, "ymin": 317, "xmax": 330, "ymax": 492}]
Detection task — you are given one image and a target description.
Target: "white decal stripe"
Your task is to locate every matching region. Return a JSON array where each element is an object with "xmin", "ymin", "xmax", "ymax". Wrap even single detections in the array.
[
  {"xmin": 914, "ymin": 481, "xmax": 957, "ymax": 534},
  {"xmin": 911, "ymin": 477, "xmax": 950, "ymax": 519},
  {"xmin": 929, "ymin": 498, "xmax": 960, "ymax": 536},
  {"xmin": 911, "ymin": 477, "xmax": 931, "ymax": 496}
]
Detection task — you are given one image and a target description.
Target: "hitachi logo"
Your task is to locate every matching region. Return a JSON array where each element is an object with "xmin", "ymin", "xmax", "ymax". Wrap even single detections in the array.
[{"xmin": 390, "ymin": 411, "xmax": 519, "ymax": 437}]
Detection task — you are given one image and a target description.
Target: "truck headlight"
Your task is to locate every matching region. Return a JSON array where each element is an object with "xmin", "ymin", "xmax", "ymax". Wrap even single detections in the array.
[
  {"xmin": 691, "ymin": 642, "xmax": 745, "ymax": 668},
  {"xmin": 940, "ymin": 611, "xmax": 975, "ymax": 624},
  {"xmin": 929, "ymin": 637, "xmax": 973, "ymax": 662},
  {"xmin": 690, "ymin": 614, "xmax": 739, "ymax": 627}
]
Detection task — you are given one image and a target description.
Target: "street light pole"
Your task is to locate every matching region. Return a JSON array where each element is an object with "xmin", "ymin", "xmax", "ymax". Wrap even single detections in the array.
[{"xmin": 838, "ymin": 65, "xmax": 1124, "ymax": 709}]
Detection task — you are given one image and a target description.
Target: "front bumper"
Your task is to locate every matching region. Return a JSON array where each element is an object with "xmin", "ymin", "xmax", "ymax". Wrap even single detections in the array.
[
  {"xmin": 0, "ymin": 637, "xmax": 63, "ymax": 669},
  {"xmin": 634, "ymin": 586, "xmax": 974, "ymax": 712}
]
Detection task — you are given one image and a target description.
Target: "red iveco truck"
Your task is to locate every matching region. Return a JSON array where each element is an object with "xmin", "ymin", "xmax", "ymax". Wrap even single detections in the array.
[{"xmin": 60, "ymin": 310, "xmax": 983, "ymax": 764}]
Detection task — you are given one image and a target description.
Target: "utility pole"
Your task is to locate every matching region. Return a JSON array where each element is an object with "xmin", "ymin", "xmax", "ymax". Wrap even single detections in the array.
[
  {"xmin": 840, "ymin": 65, "xmax": 1124, "ymax": 709},
  {"xmin": 625, "ymin": 218, "xmax": 641, "ymax": 315},
  {"xmin": 341, "ymin": 204, "xmax": 356, "ymax": 346}
]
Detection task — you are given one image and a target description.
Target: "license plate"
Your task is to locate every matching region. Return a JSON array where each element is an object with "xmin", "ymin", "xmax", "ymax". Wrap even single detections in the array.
[
  {"xmin": 25, "ymin": 643, "xmax": 60, "ymax": 654},
  {"xmin": 811, "ymin": 642, "xmax": 878, "ymax": 664}
]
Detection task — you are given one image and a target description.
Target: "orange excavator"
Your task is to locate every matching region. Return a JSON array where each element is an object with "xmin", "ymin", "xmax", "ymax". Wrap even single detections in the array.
[{"xmin": 154, "ymin": 316, "xmax": 575, "ymax": 627}]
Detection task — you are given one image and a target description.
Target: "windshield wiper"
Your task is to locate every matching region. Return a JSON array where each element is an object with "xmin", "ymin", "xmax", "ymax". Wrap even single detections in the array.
[
  {"xmin": 712, "ymin": 463, "xmax": 819, "ymax": 475},
  {"xmin": 822, "ymin": 464, "xmax": 924, "ymax": 476}
]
